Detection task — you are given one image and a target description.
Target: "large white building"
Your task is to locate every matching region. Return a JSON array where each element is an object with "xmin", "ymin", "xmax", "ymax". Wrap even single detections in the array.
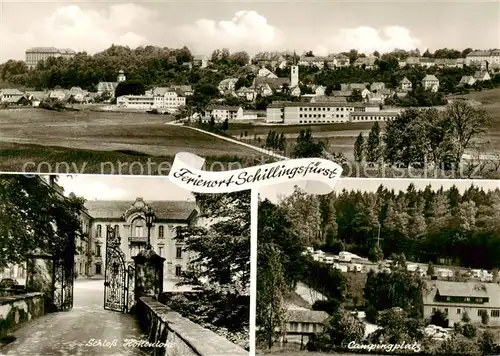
[
  {"xmin": 25, "ymin": 47, "xmax": 75, "ymax": 69},
  {"xmin": 116, "ymin": 87, "xmax": 186, "ymax": 111},
  {"xmin": 266, "ymin": 101, "xmax": 397, "ymax": 124},
  {"xmin": 465, "ymin": 50, "xmax": 500, "ymax": 69}
]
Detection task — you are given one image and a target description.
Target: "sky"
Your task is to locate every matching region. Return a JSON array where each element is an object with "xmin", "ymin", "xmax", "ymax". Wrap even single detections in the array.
[
  {"xmin": 0, "ymin": 0, "xmax": 498, "ymax": 63},
  {"xmin": 259, "ymin": 178, "xmax": 500, "ymax": 203},
  {"xmin": 56, "ymin": 174, "xmax": 195, "ymax": 201}
]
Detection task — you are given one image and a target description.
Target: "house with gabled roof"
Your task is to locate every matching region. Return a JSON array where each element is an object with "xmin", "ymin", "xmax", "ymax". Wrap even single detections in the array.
[
  {"xmin": 235, "ymin": 86, "xmax": 257, "ymax": 101},
  {"xmin": 0, "ymin": 88, "xmax": 24, "ymax": 103},
  {"xmin": 459, "ymin": 75, "xmax": 476, "ymax": 86},
  {"xmin": 473, "ymin": 71, "xmax": 491, "ymax": 82},
  {"xmin": 424, "ymin": 280, "xmax": 500, "ymax": 327},
  {"xmin": 192, "ymin": 55, "xmax": 209, "ymax": 68},
  {"xmin": 218, "ymin": 78, "xmax": 239, "ymax": 95},
  {"xmin": 399, "ymin": 77, "xmax": 412, "ymax": 91},
  {"xmin": 204, "ymin": 105, "xmax": 243, "ymax": 121},
  {"xmin": 422, "ymin": 74, "xmax": 440, "ymax": 92},
  {"xmin": 283, "ymin": 309, "xmax": 330, "ymax": 346},
  {"xmin": 370, "ymin": 82, "xmax": 386, "ymax": 92}
]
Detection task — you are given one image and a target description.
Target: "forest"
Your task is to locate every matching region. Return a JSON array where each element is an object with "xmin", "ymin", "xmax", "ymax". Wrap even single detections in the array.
[{"xmin": 279, "ymin": 184, "xmax": 500, "ymax": 270}]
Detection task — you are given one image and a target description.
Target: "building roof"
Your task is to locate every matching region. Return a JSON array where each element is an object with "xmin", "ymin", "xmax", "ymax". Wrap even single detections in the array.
[
  {"xmin": 422, "ymin": 74, "xmax": 439, "ymax": 82},
  {"xmin": 0, "ymin": 88, "xmax": 24, "ymax": 95},
  {"xmin": 474, "ymin": 71, "xmax": 490, "ymax": 79},
  {"xmin": 267, "ymin": 101, "xmax": 378, "ymax": 109},
  {"xmin": 287, "ymin": 309, "xmax": 330, "ymax": 324},
  {"xmin": 97, "ymin": 82, "xmax": 119, "ymax": 92},
  {"xmin": 400, "ymin": 77, "xmax": 411, "ymax": 84},
  {"xmin": 467, "ymin": 50, "xmax": 500, "ymax": 57},
  {"xmin": 26, "ymin": 47, "xmax": 75, "ymax": 54},
  {"xmin": 254, "ymin": 77, "xmax": 291, "ymax": 90},
  {"xmin": 424, "ymin": 281, "xmax": 500, "ymax": 309},
  {"xmin": 84, "ymin": 200, "xmax": 197, "ymax": 221}
]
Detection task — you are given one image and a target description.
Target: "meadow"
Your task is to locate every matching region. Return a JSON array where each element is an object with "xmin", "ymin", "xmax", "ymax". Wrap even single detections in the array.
[{"xmin": 0, "ymin": 108, "xmax": 269, "ymax": 173}]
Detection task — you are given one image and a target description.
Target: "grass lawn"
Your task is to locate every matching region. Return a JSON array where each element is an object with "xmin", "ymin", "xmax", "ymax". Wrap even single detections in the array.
[
  {"xmin": 0, "ymin": 108, "xmax": 272, "ymax": 173},
  {"xmin": 0, "ymin": 142, "xmax": 269, "ymax": 174}
]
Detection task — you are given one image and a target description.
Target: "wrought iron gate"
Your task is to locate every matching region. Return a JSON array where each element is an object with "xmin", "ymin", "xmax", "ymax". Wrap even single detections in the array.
[
  {"xmin": 53, "ymin": 257, "xmax": 74, "ymax": 311},
  {"xmin": 104, "ymin": 226, "xmax": 135, "ymax": 313}
]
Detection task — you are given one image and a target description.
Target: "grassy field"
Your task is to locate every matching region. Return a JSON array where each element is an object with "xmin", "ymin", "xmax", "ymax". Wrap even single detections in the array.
[
  {"xmin": 0, "ymin": 142, "xmax": 267, "ymax": 174},
  {"xmin": 0, "ymin": 108, "xmax": 270, "ymax": 172}
]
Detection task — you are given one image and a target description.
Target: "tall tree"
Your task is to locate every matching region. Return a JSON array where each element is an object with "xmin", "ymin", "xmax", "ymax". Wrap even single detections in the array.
[
  {"xmin": 175, "ymin": 191, "xmax": 250, "ymax": 332},
  {"xmin": 354, "ymin": 133, "xmax": 365, "ymax": 163},
  {"xmin": 280, "ymin": 187, "xmax": 323, "ymax": 246},
  {"xmin": 0, "ymin": 175, "xmax": 85, "ymax": 266},
  {"xmin": 292, "ymin": 129, "xmax": 325, "ymax": 158},
  {"xmin": 366, "ymin": 122, "xmax": 382, "ymax": 163},
  {"xmin": 444, "ymin": 101, "xmax": 490, "ymax": 170},
  {"xmin": 257, "ymin": 244, "xmax": 288, "ymax": 349}
]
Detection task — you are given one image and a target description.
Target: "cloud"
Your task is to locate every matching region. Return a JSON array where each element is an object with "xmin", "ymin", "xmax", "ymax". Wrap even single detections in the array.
[
  {"xmin": 0, "ymin": 3, "xmax": 157, "ymax": 62},
  {"xmin": 314, "ymin": 26, "xmax": 422, "ymax": 55},
  {"xmin": 179, "ymin": 10, "xmax": 284, "ymax": 55}
]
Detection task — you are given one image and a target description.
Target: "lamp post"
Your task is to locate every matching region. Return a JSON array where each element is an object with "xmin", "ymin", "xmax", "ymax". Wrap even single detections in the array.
[{"xmin": 144, "ymin": 206, "xmax": 155, "ymax": 250}]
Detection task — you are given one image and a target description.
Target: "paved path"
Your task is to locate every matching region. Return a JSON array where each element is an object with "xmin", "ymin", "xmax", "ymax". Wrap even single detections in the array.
[{"xmin": 1, "ymin": 280, "xmax": 149, "ymax": 356}]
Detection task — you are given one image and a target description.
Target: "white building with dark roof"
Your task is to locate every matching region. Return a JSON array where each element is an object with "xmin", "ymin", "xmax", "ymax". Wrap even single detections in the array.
[
  {"xmin": 422, "ymin": 74, "xmax": 440, "ymax": 92},
  {"xmin": 424, "ymin": 280, "xmax": 500, "ymax": 327},
  {"xmin": 266, "ymin": 101, "xmax": 392, "ymax": 124},
  {"xmin": 84, "ymin": 197, "xmax": 198, "ymax": 279},
  {"xmin": 204, "ymin": 105, "xmax": 243, "ymax": 121},
  {"xmin": 25, "ymin": 47, "xmax": 76, "ymax": 69}
]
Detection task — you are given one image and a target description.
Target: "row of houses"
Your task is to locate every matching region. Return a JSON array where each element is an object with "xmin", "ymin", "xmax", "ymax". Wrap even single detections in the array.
[
  {"xmin": 0, "ymin": 87, "xmax": 95, "ymax": 106},
  {"xmin": 249, "ymin": 49, "xmax": 500, "ymax": 72}
]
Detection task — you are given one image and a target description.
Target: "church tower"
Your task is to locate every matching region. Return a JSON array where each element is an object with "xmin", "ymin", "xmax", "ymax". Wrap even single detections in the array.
[
  {"xmin": 290, "ymin": 51, "xmax": 299, "ymax": 88},
  {"xmin": 117, "ymin": 69, "xmax": 126, "ymax": 83}
]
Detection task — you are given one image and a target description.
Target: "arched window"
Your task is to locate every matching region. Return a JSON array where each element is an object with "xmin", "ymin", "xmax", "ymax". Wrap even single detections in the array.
[
  {"xmin": 132, "ymin": 218, "xmax": 145, "ymax": 237},
  {"xmin": 158, "ymin": 226, "xmax": 164, "ymax": 239},
  {"xmin": 96, "ymin": 224, "xmax": 102, "ymax": 238}
]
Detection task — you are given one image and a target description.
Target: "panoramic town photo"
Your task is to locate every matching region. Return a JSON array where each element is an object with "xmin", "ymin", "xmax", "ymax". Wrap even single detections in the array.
[
  {"xmin": 0, "ymin": 174, "xmax": 249, "ymax": 355},
  {"xmin": 0, "ymin": 1, "xmax": 498, "ymax": 177},
  {"xmin": 257, "ymin": 178, "xmax": 500, "ymax": 356}
]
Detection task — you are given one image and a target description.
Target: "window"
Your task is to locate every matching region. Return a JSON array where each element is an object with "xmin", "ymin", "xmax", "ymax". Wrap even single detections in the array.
[
  {"xmin": 444, "ymin": 308, "xmax": 448, "ymax": 314},
  {"xmin": 96, "ymin": 264, "xmax": 102, "ymax": 275},
  {"xmin": 478, "ymin": 310, "xmax": 483, "ymax": 316},
  {"xmin": 175, "ymin": 266, "xmax": 182, "ymax": 277},
  {"xmin": 176, "ymin": 247, "xmax": 182, "ymax": 259},
  {"xmin": 96, "ymin": 245, "xmax": 101, "ymax": 257},
  {"xmin": 313, "ymin": 324, "xmax": 317, "ymax": 333},
  {"xmin": 432, "ymin": 308, "xmax": 436, "ymax": 313},
  {"xmin": 492, "ymin": 310, "xmax": 500, "ymax": 317},
  {"xmin": 457, "ymin": 308, "xmax": 461, "ymax": 315},
  {"xmin": 96, "ymin": 224, "xmax": 102, "ymax": 237},
  {"xmin": 114, "ymin": 225, "xmax": 119, "ymax": 236},
  {"xmin": 158, "ymin": 226, "xmax": 164, "ymax": 239},
  {"xmin": 159, "ymin": 247, "xmax": 163, "ymax": 257}
]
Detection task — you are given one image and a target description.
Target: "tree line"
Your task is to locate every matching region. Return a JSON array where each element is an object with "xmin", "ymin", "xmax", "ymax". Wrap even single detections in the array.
[{"xmin": 354, "ymin": 101, "xmax": 490, "ymax": 171}]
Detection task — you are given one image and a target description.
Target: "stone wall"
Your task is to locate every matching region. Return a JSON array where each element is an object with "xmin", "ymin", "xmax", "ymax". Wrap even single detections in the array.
[
  {"xmin": 0, "ymin": 293, "xmax": 44, "ymax": 336},
  {"xmin": 137, "ymin": 297, "xmax": 248, "ymax": 356}
]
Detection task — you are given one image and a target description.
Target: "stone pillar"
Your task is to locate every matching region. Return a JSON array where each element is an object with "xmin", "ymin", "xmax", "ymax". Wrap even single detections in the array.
[
  {"xmin": 26, "ymin": 249, "xmax": 54, "ymax": 307},
  {"xmin": 132, "ymin": 249, "xmax": 165, "ymax": 300}
]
